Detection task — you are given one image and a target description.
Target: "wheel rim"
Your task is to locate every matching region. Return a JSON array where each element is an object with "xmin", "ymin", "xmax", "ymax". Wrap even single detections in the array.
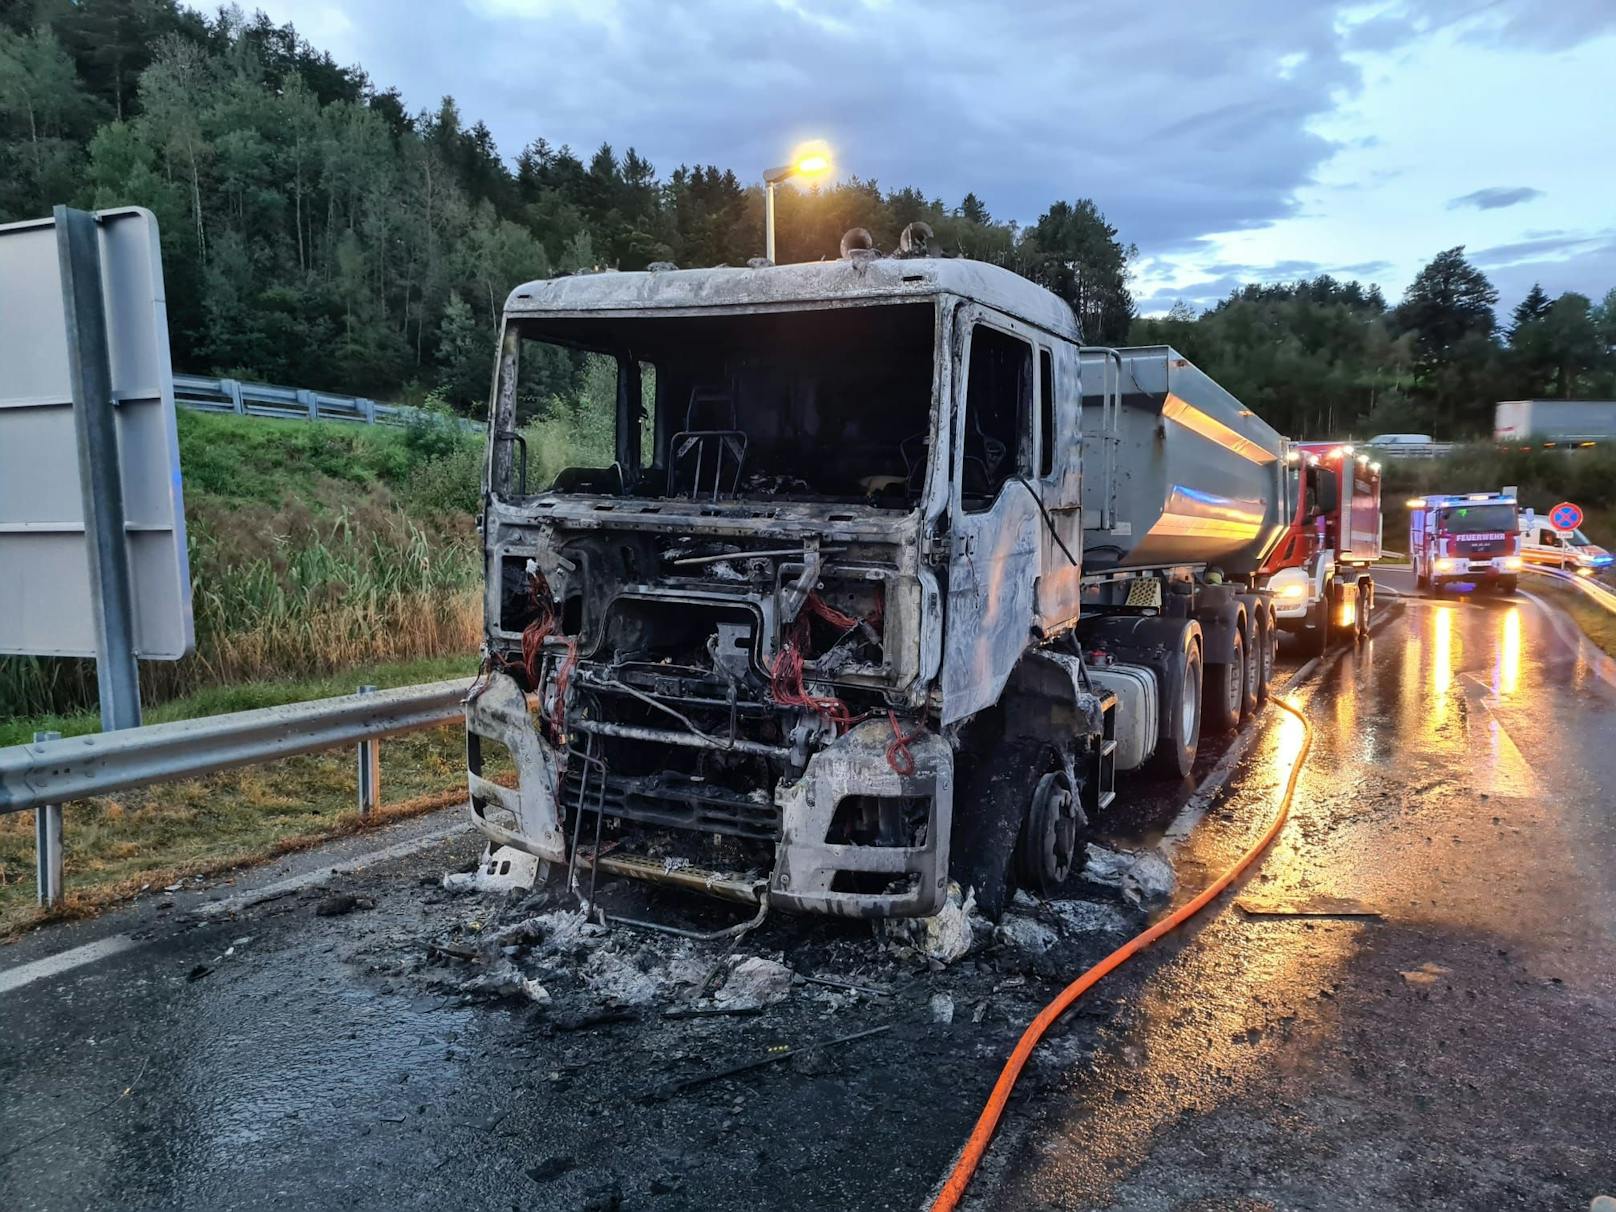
[{"xmin": 1025, "ymin": 771, "xmax": 1079, "ymax": 889}]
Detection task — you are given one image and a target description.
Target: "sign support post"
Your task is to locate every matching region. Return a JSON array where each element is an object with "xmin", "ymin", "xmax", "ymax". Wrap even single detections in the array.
[{"xmin": 54, "ymin": 205, "xmax": 142, "ymax": 731}]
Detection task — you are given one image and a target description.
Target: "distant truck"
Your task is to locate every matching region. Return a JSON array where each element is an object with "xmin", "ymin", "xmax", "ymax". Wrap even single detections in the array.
[
  {"xmin": 463, "ymin": 239, "xmax": 1297, "ymax": 920},
  {"xmin": 1261, "ymin": 442, "xmax": 1381, "ymax": 656},
  {"xmin": 1409, "ymin": 492, "xmax": 1523, "ymax": 593},
  {"xmin": 1519, "ymin": 510, "xmax": 1612, "ymax": 574},
  {"xmin": 1495, "ymin": 400, "xmax": 1616, "ymax": 447}
]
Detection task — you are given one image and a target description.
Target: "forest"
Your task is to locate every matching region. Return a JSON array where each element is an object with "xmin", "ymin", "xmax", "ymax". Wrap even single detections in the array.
[{"xmin": 3, "ymin": 0, "xmax": 1615, "ymax": 444}]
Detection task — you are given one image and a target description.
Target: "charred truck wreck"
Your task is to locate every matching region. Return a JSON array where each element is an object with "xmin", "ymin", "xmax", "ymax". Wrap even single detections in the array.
[{"xmin": 465, "ymin": 240, "xmax": 1295, "ymax": 919}]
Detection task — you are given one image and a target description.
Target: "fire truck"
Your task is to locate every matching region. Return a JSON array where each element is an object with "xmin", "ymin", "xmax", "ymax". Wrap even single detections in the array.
[
  {"xmin": 1409, "ymin": 491, "xmax": 1523, "ymax": 594},
  {"xmin": 1260, "ymin": 442, "xmax": 1383, "ymax": 657}
]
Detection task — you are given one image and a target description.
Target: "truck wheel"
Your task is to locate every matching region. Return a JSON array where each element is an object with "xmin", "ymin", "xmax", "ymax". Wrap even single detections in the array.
[
  {"xmin": 1304, "ymin": 589, "xmax": 1330, "ymax": 660},
  {"xmin": 1150, "ymin": 629, "xmax": 1203, "ymax": 779},
  {"xmin": 1415, "ymin": 559, "xmax": 1430, "ymax": 592},
  {"xmin": 1015, "ymin": 770, "xmax": 1082, "ymax": 895},
  {"xmin": 950, "ymin": 735, "xmax": 1054, "ymax": 920},
  {"xmin": 1203, "ymin": 624, "xmax": 1245, "ymax": 735},
  {"xmin": 1497, "ymin": 576, "xmax": 1517, "ymax": 595},
  {"xmin": 1254, "ymin": 607, "xmax": 1275, "ymax": 705},
  {"xmin": 1240, "ymin": 613, "xmax": 1261, "ymax": 720},
  {"xmin": 1356, "ymin": 580, "xmax": 1373, "ymax": 640}
]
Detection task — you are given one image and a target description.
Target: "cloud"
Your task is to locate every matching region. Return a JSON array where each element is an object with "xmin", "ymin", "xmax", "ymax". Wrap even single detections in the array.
[
  {"xmin": 1447, "ymin": 186, "xmax": 1544, "ymax": 211},
  {"xmin": 1470, "ymin": 231, "xmax": 1615, "ymax": 268},
  {"xmin": 1352, "ymin": 0, "xmax": 1616, "ymax": 53},
  {"xmin": 1333, "ymin": 259, "xmax": 1393, "ymax": 276},
  {"xmin": 247, "ymin": 0, "xmax": 1616, "ymax": 307},
  {"xmin": 248, "ymin": 0, "xmax": 1369, "ymax": 255},
  {"xmin": 1482, "ymin": 239, "xmax": 1616, "ymax": 310}
]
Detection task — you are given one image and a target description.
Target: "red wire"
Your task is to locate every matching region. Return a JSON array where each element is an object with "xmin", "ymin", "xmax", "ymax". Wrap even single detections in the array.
[
  {"xmin": 885, "ymin": 709, "xmax": 925, "ymax": 776},
  {"xmin": 549, "ymin": 637, "xmax": 578, "ymax": 743}
]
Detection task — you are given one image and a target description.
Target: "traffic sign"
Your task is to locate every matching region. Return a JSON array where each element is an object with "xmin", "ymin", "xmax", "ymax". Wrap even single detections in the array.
[
  {"xmin": 1550, "ymin": 501, "xmax": 1583, "ymax": 532},
  {"xmin": 0, "ymin": 206, "xmax": 193, "ymax": 730}
]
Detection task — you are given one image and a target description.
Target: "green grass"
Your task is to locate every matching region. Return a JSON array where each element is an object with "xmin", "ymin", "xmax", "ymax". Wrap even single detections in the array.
[
  {"xmin": 0, "ymin": 652, "xmax": 495, "ymax": 937},
  {"xmin": 1532, "ymin": 581, "xmax": 1616, "ymax": 659},
  {"xmin": 0, "ymin": 720, "xmax": 480, "ymax": 936},
  {"xmin": 174, "ymin": 408, "xmax": 461, "ymax": 505},
  {"xmin": 0, "ymin": 399, "xmax": 618, "ymax": 931},
  {"xmin": 0, "ymin": 653, "xmax": 477, "ymax": 748}
]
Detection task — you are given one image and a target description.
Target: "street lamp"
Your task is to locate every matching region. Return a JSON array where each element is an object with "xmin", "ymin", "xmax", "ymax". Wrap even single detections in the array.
[{"xmin": 763, "ymin": 142, "xmax": 832, "ymax": 264}]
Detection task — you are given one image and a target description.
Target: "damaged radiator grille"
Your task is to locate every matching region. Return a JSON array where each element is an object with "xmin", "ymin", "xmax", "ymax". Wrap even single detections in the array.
[{"xmin": 562, "ymin": 766, "xmax": 781, "ymax": 842}]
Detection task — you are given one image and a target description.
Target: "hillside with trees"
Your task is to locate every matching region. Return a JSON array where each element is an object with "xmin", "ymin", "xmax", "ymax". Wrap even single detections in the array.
[
  {"xmin": 0, "ymin": 0, "xmax": 1133, "ymax": 417},
  {"xmin": 4, "ymin": 2, "xmax": 1613, "ymax": 439}
]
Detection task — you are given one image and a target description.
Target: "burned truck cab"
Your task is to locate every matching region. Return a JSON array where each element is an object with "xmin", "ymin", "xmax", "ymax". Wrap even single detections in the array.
[{"xmin": 464, "ymin": 251, "xmax": 1094, "ymax": 918}]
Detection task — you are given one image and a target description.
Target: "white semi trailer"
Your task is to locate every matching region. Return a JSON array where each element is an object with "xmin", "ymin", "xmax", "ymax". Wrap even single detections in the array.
[{"xmin": 1496, "ymin": 399, "xmax": 1616, "ymax": 447}]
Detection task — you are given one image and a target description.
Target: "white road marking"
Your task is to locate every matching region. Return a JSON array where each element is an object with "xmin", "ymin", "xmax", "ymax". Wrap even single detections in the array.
[
  {"xmin": 0, "ymin": 933, "xmax": 138, "ymax": 996},
  {"xmin": 0, "ymin": 815, "xmax": 474, "ymax": 997}
]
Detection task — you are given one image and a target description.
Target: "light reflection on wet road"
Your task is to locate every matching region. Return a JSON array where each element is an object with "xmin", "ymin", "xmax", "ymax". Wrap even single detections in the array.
[
  {"xmin": 993, "ymin": 572, "xmax": 1616, "ymax": 1210},
  {"xmin": 4, "ymin": 576, "xmax": 1616, "ymax": 1210}
]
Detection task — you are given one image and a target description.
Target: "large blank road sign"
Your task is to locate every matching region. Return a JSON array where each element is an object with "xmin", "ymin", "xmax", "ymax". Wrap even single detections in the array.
[{"xmin": 0, "ymin": 206, "xmax": 193, "ymax": 659}]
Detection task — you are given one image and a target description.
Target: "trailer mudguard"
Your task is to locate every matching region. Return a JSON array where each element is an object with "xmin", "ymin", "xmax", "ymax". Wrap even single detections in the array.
[{"xmin": 1193, "ymin": 589, "xmax": 1242, "ymax": 666}]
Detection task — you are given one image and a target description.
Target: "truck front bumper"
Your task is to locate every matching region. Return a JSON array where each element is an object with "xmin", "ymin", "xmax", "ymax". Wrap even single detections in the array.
[
  {"xmin": 1434, "ymin": 557, "xmax": 1519, "ymax": 584},
  {"xmin": 1273, "ymin": 597, "xmax": 1310, "ymax": 627},
  {"xmin": 463, "ymin": 672, "xmax": 953, "ymax": 919}
]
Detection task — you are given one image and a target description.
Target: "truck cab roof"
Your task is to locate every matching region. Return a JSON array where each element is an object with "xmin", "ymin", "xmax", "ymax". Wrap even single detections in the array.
[{"xmin": 503, "ymin": 256, "xmax": 1081, "ymax": 340}]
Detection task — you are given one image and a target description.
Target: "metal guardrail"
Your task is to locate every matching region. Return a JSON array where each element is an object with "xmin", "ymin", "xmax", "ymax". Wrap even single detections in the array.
[
  {"xmin": 0, "ymin": 678, "xmax": 474, "ymax": 906},
  {"xmin": 1364, "ymin": 442, "xmax": 1456, "ymax": 460},
  {"xmin": 1524, "ymin": 565, "xmax": 1616, "ymax": 613},
  {"xmin": 172, "ymin": 373, "xmax": 483, "ymax": 431}
]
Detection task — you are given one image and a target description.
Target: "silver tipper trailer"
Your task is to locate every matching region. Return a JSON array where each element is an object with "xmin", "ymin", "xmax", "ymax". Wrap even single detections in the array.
[{"xmin": 464, "ymin": 238, "xmax": 1289, "ymax": 920}]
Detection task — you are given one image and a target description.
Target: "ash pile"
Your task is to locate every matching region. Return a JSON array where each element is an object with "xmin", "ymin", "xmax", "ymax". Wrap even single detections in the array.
[{"xmin": 357, "ymin": 841, "xmax": 1170, "ymax": 1033}]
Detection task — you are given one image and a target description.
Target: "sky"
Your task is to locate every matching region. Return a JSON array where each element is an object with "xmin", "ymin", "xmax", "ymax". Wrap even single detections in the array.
[{"xmin": 238, "ymin": 0, "xmax": 1616, "ymax": 315}]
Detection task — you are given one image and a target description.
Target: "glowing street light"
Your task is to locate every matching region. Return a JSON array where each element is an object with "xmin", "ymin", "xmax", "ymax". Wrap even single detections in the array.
[{"xmin": 762, "ymin": 142, "xmax": 833, "ymax": 264}]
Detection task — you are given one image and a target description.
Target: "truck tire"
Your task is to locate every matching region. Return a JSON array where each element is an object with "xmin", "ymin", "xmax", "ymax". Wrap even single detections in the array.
[
  {"xmin": 949, "ymin": 735, "xmax": 1055, "ymax": 920},
  {"xmin": 1234, "ymin": 597, "xmax": 1263, "ymax": 717},
  {"xmin": 1150, "ymin": 624, "xmax": 1203, "ymax": 779},
  {"xmin": 1303, "ymin": 587, "xmax": 1330, "ymax": 660},
  {"xmin": 1240, "ymin": 611, "xmax": 1261, "ymax": 720},
  {"xmin": 1253, "ymin": 606, "xmax": 1275, "ymax": 705},
  {"xmin": 1497, "ymin": 576, "xmax": 1517, "ymax": 595},
  {"xmin": 1415, "ymin": 559, "xmax": 1430, "ymax": 592},
  {"xmin": 1203, "ymin": 620, "xmax": 1246, "ymax": 735},
  {"xmin": 1356, "ymin": 578, "xmax": 1373, "ymax": 640}
]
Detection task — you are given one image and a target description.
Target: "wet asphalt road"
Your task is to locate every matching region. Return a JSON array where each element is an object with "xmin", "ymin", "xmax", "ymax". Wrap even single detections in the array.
[
  {"xmin": 3, "ymin": 572, "xmax": 1615, "ymax": 1210},
  {"xmin": 990, "ymin": 571, "xmax": 1616, "ymax": 1210}
]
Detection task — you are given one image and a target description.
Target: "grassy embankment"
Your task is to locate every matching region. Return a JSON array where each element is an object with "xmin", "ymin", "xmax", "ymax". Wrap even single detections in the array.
[
  {"xmin": 1528, "ymin": 582, "xmax": 1616, "ymax": 658},
  {"xmin": 0, "ymin": 402, "xmax": 610, "ymax": 934}
]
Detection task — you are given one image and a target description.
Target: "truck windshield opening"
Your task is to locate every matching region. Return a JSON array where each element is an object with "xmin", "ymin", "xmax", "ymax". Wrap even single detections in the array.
[
  {"xmin": 1440, "ymin": 504, "xmax": 1516, "ymax": 533},
  {"xmin": 498, "ymin": 302, "xmax": 936, "ymax": 507}
]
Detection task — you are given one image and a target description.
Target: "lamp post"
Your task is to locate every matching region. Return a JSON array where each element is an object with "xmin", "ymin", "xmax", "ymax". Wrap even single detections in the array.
[{"xmin": 762, "ymin": 144, "xmax": 831, "ymax": 264}]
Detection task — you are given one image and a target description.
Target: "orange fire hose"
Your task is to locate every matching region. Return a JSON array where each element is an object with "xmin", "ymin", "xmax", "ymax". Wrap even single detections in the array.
[{"xmin": 930, "ymin": 693, "xmax": 1315, "ymax": 1211}]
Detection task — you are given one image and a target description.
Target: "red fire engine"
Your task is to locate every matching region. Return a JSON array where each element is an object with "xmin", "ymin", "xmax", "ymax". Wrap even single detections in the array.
[
  {"xmin": 1408, "ymin": 491, "xmax": 1522, "ymax": 594},
  {"xmin": 1260, "ymin": 442, "xmax": 1383, "ymax": 655}
]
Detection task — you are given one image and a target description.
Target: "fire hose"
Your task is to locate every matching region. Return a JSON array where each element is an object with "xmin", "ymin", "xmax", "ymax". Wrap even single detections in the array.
[{"xmin": 929, "ymin": 691, "xmax": 1315, "ymax": 1211}]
